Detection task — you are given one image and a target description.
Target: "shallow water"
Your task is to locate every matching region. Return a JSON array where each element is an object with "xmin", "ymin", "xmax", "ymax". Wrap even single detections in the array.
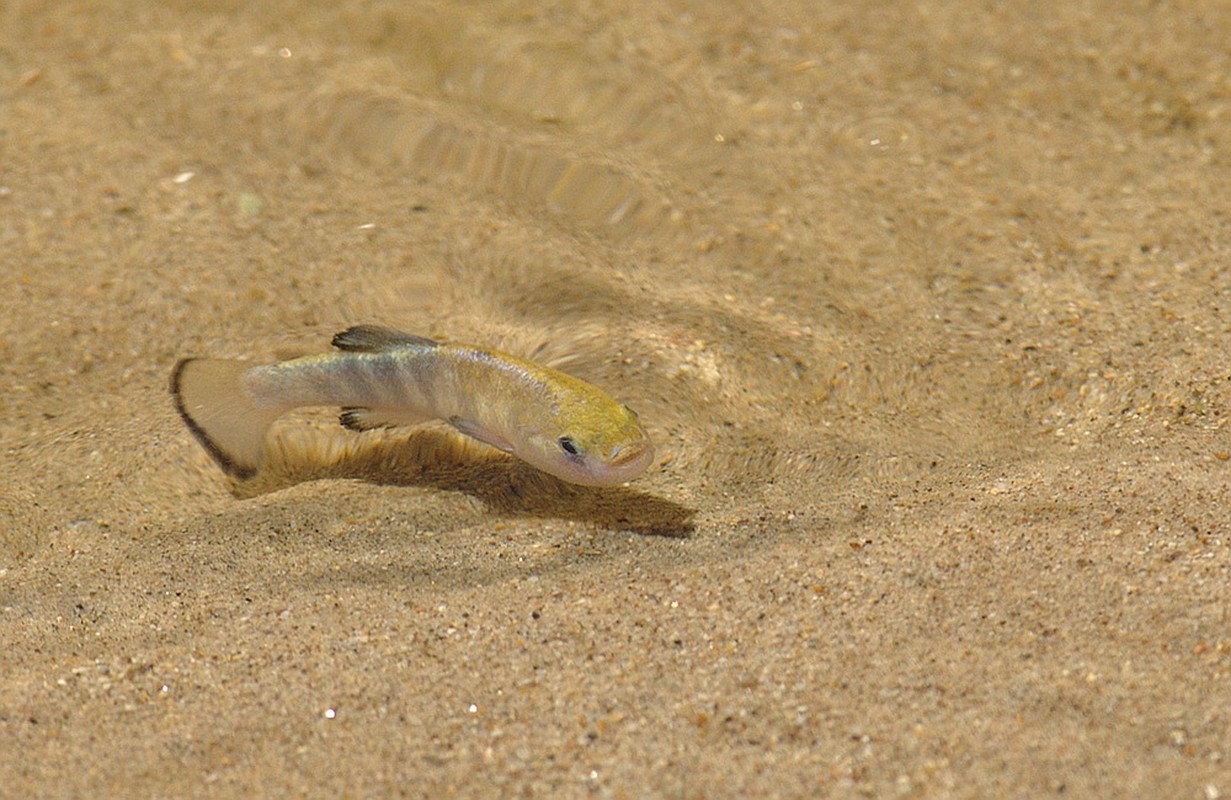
[{"xmin": 3, "ymin": 1, "xmax": 1230, "ymax": 796}]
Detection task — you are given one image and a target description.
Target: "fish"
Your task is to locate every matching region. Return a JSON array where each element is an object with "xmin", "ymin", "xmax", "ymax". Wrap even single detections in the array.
[{"xmin": 170, "ymin": 325, "xmax": 654, "ymax": 487}]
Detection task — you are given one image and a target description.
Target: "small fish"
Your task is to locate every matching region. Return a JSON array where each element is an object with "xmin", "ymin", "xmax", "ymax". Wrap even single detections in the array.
[{"xmin": 171, "ymin": 325, "xmax": 654, "ymax": 486}]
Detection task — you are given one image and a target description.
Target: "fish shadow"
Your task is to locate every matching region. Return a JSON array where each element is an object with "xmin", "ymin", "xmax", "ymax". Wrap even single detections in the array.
[{"xmin": 233, "ymin": 426, "xmax": 696, "ymax": 538}]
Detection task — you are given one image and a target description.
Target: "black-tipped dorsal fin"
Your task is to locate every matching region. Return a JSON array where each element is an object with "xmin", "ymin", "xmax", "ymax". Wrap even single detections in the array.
[{"xmin": 331, "ymin": 325, "xmax": 437, "ymax": 352}]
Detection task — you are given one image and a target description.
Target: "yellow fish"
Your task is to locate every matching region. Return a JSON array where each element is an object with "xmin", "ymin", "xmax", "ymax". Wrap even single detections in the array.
[{"xmin": 171, "ymin": 325, "xmax": 653, "ymax": 486}]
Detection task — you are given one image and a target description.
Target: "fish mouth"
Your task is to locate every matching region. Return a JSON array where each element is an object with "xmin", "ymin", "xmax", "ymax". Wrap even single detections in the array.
[{"xmin": 563, "ymin": 440, "xmax": 654, "ymax": 486}]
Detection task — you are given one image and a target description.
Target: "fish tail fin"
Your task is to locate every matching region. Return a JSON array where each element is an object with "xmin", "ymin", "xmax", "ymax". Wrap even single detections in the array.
[{"xmin": 171, "ymin": 358, "xmax": 284, "ymax": 479}]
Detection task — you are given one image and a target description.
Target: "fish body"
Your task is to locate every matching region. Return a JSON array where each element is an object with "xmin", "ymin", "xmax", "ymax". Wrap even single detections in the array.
[{"xmin": 171, "ymin": 325, "xmax": 653, "ymax": 486}]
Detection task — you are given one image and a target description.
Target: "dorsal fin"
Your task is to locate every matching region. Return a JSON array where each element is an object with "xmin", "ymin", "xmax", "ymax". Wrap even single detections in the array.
[{"xmin": 331, "ymin": 325, "xmax": 437, "ymax": 352}]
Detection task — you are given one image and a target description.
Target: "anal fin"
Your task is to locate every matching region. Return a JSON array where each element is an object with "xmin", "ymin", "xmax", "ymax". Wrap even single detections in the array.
[
  {"xmin": 340, "ymin": 407, "xmax": 428, "ymax": 432},
  {"xmin": 449, "ymin": 416, "xmax": 516, "ymax": 453}
]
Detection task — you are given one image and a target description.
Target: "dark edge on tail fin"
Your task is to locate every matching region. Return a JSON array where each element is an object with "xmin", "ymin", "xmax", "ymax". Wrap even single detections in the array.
[
  {"xmin": 332, "ymin": 325, "xmax": 438, "ymax": 352},
  {"xmin": 170, "ymin": 358, "xmax": 257, "ymax": 480}
]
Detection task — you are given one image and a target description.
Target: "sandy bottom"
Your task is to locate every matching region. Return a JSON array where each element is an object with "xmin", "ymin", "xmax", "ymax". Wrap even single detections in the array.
[{"xmin": 3, "ymin": 1, "xmax": 1229, "ymax": 796}]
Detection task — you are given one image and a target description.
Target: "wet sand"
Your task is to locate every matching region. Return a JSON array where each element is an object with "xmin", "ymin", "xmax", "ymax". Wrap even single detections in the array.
[{"xmin": 2, "ymin": 1, "xmax": 1229, "ymax": 796}]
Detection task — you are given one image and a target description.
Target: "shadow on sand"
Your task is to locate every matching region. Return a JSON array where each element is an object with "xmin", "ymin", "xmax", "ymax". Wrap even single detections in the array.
[{"xmin": 229, "ymin": 426, "xmax": 696, "ymax": 538}]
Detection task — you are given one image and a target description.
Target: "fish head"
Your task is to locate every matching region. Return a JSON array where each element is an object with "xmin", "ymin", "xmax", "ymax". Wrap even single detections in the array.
[{"xmin": 523, "ymin": 396, "xmax": 654, "ymax": 486}]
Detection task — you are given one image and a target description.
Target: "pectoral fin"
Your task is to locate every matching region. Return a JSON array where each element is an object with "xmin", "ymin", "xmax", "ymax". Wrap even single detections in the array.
[{"xmin": 449, "ymin": 416, "xmax": 515, "ymax": 453}]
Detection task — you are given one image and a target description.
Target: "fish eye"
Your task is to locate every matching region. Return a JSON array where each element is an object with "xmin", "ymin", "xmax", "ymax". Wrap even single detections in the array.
[{"xmin": 558, "ymin": 436, "xmax": 582, "ymax": 456}]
